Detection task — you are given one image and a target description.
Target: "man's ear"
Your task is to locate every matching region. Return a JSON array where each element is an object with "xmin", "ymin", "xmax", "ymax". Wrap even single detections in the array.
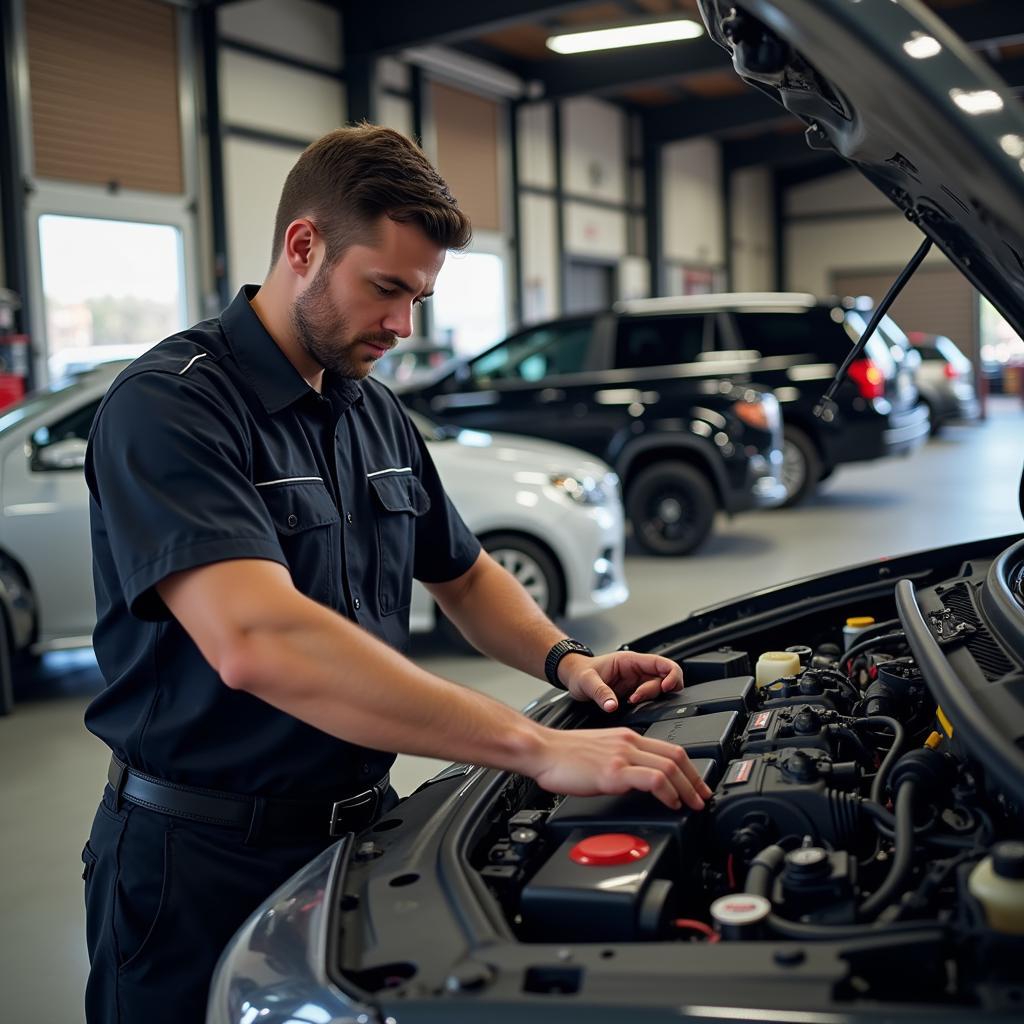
[{"xmin": 282, "ymin": 219, "xmax": 320, "ymax": 279}]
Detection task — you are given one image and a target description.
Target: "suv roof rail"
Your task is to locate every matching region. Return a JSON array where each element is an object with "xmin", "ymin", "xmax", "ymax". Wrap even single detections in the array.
[{"xmin": 614, "ymin": 292, "xmax": 821, "ymax": 315}]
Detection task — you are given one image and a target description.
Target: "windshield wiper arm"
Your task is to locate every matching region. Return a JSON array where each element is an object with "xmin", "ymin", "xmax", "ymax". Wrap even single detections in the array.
[{"xmin": 814, "ymin": 236, "xmax": 933, "ymax": 420}]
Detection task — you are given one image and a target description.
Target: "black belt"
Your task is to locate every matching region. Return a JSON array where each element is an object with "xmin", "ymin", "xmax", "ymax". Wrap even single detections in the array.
[{"xmin": 107, "ymin": 756, "xmax": 389, "ymax": 843}]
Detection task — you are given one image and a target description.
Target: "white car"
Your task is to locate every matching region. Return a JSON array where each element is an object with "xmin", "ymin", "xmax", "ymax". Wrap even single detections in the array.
[{"xmin": 0, "ymin": 362, "xmax": 628, "ymax": 711}]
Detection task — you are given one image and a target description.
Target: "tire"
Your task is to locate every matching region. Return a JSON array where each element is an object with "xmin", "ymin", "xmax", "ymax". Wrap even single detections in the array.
[
  {"xmin": 438, "ymin": 533, "xmax": 565, "ymax": 649},
  {"xmin": 778, "ymin": 426, "xmax": 822, "ymax": 508},
  {"xmin": 626, "ymin": 462, "xmax": 716, "ymax": 557},
  {"xmin": 0, "ymin": 606, "xmax": 13, "ymax": 717}
]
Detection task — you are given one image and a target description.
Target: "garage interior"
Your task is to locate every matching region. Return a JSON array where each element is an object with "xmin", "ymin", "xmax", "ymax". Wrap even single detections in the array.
[{"xmin": 1, "ymin": 0, "xmax": 1024, "ymax": 1019}]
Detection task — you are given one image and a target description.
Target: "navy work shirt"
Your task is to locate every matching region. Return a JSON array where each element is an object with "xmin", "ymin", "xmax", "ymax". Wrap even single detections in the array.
[{"xmin": 84, "ymin": 286, "xmax": 480, "ymax": 798}]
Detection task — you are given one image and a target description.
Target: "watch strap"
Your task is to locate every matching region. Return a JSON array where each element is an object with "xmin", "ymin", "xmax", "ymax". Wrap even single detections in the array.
[{"xmin": 545, "ymin": 638, "xmax": 595, "ymax": 689}]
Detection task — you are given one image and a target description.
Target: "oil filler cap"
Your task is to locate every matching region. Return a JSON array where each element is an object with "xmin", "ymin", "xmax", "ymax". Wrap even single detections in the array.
[{"xmin": 569, "ymin": 833, "xmax": 651, "ymax": 866}]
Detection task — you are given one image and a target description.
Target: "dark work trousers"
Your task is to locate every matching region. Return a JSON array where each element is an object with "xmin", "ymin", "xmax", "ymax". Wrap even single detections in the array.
[{"xmin": 82, "ymin": 783, "xmax": 398, "ymax": 1024}]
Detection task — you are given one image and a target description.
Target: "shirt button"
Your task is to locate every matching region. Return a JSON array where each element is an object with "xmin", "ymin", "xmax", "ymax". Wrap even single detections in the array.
[
  {"xmin": 353, "ymin": 597, "xmax": 361, "ymax": 610},
  {"xmin": 287, "ymin": 513, "xmax": 298, "ymax": 528},
  {"xmin": 346, "ymin": 513, "xmax": 353, "ymax": 525}
]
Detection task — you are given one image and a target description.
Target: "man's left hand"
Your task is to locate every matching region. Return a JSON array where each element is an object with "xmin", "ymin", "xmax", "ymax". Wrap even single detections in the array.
[{"xmin": 558, "ymin": 651, "xmax": 683, "ymax": 712}]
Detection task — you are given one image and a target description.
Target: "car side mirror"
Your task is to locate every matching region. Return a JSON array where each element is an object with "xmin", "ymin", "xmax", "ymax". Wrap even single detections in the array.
[{"xmin": 33, "ymin": 437, "xmax": 88, "ymax": 471}]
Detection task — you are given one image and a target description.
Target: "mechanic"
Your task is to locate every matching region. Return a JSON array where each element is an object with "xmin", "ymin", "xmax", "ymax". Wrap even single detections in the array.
[{"xmin": 80, "ymin": 124, "xmax": 712, "ymax": 1023}]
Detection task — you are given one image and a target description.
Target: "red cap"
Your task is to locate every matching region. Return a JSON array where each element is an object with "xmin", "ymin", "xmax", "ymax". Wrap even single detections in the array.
[{"xmin": 569, "ymin": 833, "xmax": 651, "ymax": 866}]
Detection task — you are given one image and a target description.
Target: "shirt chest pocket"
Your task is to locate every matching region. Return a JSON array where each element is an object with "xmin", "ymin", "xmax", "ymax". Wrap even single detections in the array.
[
  {"xmin": 369, "ymin": 472, "xmax": 431, "ymax": 615},
  {"xmin": 259, "ymin": 481, "xmax": 341, "ymax": 607}
]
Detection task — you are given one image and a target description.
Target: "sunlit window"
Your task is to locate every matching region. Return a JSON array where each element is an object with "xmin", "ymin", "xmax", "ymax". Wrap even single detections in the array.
[
  {"xmin": 39, "ymin": 214, "xmax": 188, "ymax": 378},
  {"xmin": 430, "ymin": 251, "xmax": 507, "ymax": 358},
  {"xmin": 980, "ymin": 297, "xmax": 1024, "ymax": 366}
]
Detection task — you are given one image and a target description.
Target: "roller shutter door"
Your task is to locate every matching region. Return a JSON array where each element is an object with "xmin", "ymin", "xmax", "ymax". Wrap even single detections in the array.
[
  {"xmin": 25, "ymin": 0, "xmax": 184, "ymax": 194},
  {"xmin": 832, "ymin": 263, "xmax": 978, "ymax": 360}
]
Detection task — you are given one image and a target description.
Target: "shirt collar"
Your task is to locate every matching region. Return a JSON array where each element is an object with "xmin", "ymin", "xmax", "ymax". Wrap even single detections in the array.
[{"xmin": 221, "ymin": 285, "xmax": 364, "ymax": 415}]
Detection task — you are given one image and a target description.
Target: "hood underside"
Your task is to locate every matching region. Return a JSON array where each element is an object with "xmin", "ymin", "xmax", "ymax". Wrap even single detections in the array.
[{"xmin": 699, "ymin": 0, "xmax": 1024, "ymax": 342}]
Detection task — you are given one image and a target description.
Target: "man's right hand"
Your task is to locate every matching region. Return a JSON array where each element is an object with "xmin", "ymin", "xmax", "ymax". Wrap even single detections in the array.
[{"xmin": 525, "ymin": 726, "xmax": 713, "ymax": 811}]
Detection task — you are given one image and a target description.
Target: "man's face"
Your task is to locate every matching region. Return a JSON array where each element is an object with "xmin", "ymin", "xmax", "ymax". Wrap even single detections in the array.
[{"xmin": 290, "ymin": 217, "xmax": 445, "ymax": 380}]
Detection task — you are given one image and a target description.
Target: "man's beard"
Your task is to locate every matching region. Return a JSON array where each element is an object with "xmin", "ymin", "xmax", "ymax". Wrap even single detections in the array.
[{"xmin": 291, "ymin": 266, "xmax": 395, "ymax": 380}]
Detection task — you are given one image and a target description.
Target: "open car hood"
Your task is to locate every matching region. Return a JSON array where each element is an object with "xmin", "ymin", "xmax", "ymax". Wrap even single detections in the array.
[{"xmin": 698, "ymin": 0, "xmax": 1024, "ymax": 342}]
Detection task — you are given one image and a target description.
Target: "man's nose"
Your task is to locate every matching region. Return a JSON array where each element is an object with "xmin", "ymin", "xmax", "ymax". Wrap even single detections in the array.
[{"xmin": 382, "ymin": 302, "xmax": 414, "ymax": 339}]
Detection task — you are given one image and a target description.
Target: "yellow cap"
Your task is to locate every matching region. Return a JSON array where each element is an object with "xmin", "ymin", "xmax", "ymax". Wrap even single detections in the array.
[
  {"xmin": 924, "ymin": 731, "xmax": 943, "ymax": 750},
  {"xmin": 846, "ymin": 616, "xmax": 875, "ymax": 628}
]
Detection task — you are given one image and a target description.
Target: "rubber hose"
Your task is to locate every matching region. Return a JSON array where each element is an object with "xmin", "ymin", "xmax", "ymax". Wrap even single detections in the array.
[{"xmin": 859, "ymin": 780, "xmax": 917, "ymax": 920}]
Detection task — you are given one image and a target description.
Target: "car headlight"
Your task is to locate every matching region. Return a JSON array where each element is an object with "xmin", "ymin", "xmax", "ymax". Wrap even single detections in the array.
[{"xmin": 549, "ymin": 472, "xmax": 614, "ymax": 506}]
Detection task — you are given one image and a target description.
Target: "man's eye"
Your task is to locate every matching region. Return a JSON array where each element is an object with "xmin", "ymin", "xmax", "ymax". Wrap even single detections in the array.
[{"xmin": 374, "ymin": 284, "xmax": 395, "ymax": 297}]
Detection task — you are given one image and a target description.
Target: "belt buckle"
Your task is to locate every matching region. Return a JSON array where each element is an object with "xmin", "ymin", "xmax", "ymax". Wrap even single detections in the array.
[{"xmin": 329, "ymin": 787, "xmax": 376, "ymax": 837}]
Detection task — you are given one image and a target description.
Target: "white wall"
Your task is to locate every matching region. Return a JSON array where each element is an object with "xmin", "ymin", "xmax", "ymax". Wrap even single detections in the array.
[
  {"xmin": 221, "ymin": 51, "xmax": 345, "ymax": 141},
  {"xmin": 217, "ymin": 0, "xmax": 346, "ymax": 295},
  {"xmin": 562, "ymin": 96, "xmax": 627, "ymax": 204},
  {"xmin": 784, "ymin": 170, "xmax": 945, "ymax": 294},
  {"xmin": 219, "ymin": 0, "xmax": 342, "ymax": 67},
  {"xmin": 517, "ymin": 102, "xmax": 555, "ymax": 189},
  {"xmin": 730, "ymin": 166, "xmax": 774, "ymax": 291},
  {"xmin": 662, "ymin": 138, "xmax": 724, "ymax": 267},
  {"xmin": 520, "ymin": 193, "xmax": 559, "ymax": 323},
  {"xmin": 224, "ymin": 138, "xmax": 305, "ymax": 289},
  {"xmin": 564, "ymin": 202, "xmax": 627, "ymax": 260}
]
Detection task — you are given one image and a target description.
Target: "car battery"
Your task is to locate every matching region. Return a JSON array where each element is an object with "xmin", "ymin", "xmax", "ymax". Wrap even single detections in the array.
[
  {"xmin": 740, "ymin": 704, "xmax": 835, "ymax": 756},
  {"xmin": 644, "ymin": 709, "xmax": 739, "ymax": 765},
  {"xmin": 711, "ymin": 749, "xmax": 862, "ymax": 848},
  {"xmin": 680, "ymin": 648, "xmax": 751, "ymax": 683},
  {"xmin": 544, "ymin": 758, "xmax": 719, "ymax": 844},
  {"xmin": 519, "ymin": 829, "xmax": 674, "ymax": 941},
  {"xmin": 623, "ymin": 675, "xmax": 756, "ymax": 726}
]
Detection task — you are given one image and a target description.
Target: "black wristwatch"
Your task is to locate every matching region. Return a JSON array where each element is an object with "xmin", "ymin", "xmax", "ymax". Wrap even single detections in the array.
[{"xmin": 545, "ymin": 638, "xmax": 595, "ymax": 689}]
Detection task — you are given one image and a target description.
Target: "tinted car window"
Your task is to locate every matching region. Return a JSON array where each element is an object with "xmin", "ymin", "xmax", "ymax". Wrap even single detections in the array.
[
  {"xmin": 470, "ymin": 319, "xmax": 593, "ymax": 384},
  {"xmin": 31, "ymin": 398, "xmax": 102, "ymax": 450},
  {"xmin": 731, "ymin": 308, "xmax": 852, "ymax": 360},
  {"xmin": 615, "ymin": 315, "xmax": 706, "ymax": 368}
]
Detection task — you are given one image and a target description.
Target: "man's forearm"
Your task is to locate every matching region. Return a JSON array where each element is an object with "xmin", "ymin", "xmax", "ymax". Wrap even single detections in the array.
[
  {"xmin": 224, "ymin": 591, "xmax": 551, "ymax": 771},
  {"xmin": 428, "ymin": 553, "xmax": 568, "ymax": 681}
]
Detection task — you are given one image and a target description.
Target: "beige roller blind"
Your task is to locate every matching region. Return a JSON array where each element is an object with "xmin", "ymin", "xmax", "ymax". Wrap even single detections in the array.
[
  {"xmin": 431, "ymin": 82, "xmax": 501, "ymax": 232},
  {"xmin": 25, "ymin": 0, "xmax": 184, "ymax": 194},
  {"xmin": 832, "ymin": 264, "xmax": 978, "ymax": 360}
]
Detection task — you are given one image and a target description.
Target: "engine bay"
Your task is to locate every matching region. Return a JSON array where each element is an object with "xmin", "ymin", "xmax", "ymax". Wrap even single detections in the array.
[{"xmin": 330, "ymin": 538, "xmax": 1024, "ymax": 1017}]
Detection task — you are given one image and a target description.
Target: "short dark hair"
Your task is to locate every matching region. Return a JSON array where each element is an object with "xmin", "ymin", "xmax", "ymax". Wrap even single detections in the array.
[{"xmin": 270, "ymin": 123, "xmax": 472, "ymax": 269}]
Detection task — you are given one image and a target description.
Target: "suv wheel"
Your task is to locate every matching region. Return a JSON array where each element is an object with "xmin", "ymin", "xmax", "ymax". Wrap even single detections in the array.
[
  {"xmin": 779, "ymin": 426, "xmax": 822, "ymax": 507},
  {"xmin": 0, "ymin": 607, "xmax": 13, "ymax": 716},
  {"xmin": 627, "ymin": 462, "xmax": 715, "ymax": 556}
]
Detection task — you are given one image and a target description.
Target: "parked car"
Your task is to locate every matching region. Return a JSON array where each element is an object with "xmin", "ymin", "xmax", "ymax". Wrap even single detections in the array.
[
  {"xmin": 399, "ymin": 321, "xmax": 786, "ymax": 557},
  {"xmin": 907, "ymin": 331, "xmax": 982, "ymax": 432},
  {"xmin": 0, "ymin": 367, "xmax": 627, "ymax": 713},
  {"xmin": 400, "ymin": 292, "xmax": 928, "ymax": 519},
  {"xmin": 210, "ymin": 0, "xmax": 1024, "ymax": 1020},
  {"xmin": 370, "ymin": 338, "xmax": 456, "ymax": 388}
]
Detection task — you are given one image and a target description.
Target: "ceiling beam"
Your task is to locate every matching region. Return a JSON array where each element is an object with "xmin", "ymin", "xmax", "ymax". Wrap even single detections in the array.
[
  {"xmin": 938, "ymin": 2, "xmax": 1024, "ymax": 48},
  {"xmin": 342, "ymin": 1, "xmax": 596, "ymax": 56},
  {"xmin": 523, "ymin": 36, "xmax": 730, "ymax": 100},
  {"xmin": 644, "ymin": 90, "xmax": 786, "ymax": 143}
]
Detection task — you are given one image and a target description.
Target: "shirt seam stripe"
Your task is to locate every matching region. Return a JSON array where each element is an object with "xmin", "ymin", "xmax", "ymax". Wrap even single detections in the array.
[
  {"xmin": 366, "ymin": 466, "xmax": 412, "ymax": 478},
  {"xmin": 254, "ymin": 476, "xmax": 324, "ymax": 487},
  {"xmin": 178, "ymin": 352, "xmax": 209, "ymax": 375}
]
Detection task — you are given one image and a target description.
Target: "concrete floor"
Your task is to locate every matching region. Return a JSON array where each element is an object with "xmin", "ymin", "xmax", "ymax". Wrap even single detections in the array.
[{"xmin": 2, "ymin": 397, "xmax": 1022, "ymax": 1022}]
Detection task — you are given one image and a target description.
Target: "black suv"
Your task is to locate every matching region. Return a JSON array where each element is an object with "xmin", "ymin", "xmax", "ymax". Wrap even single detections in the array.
[
  {"xmin": 399, "ymin": 319, "xmax": 786, "ymax": 556},
  {"xmin": 612, "ymin": 293, "xmax": 930, "ymax": 505}
]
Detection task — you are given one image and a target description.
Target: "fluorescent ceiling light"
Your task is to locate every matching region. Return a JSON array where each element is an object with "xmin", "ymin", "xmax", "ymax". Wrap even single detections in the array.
[
  {"xmin": 949, "ymin": 88, "xmax": 1004, "ymax": 115},
  {"xmin": 902, "ymin": 32, "xmax": 941, "ymax": 60},
  {"xmin": 546, "ymin": 19, "xmax": 703, "ymax": 55}
]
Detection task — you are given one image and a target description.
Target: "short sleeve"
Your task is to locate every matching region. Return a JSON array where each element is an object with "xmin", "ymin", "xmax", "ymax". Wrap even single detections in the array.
[
  {"xmin": 86, "ymin": 369, "xmax": 287, "ymax": 620},
  {"xmin": 408, "ymin": 426, "xmax": 481, "ymax": 584}
]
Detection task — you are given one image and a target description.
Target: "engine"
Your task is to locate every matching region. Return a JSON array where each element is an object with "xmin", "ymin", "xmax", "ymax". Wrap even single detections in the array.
[{"xmin": 470, "ymin": 617, "xmax": 1024, "ymax": 1006}]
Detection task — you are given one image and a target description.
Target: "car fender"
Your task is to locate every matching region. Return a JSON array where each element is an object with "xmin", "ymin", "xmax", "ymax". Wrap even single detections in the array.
[{"xmin": 613, "ymin": 432, "xmax": 728, "ymax": 508}]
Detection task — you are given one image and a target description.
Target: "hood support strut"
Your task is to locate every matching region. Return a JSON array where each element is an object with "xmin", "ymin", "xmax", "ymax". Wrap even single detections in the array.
[{"xmin": 815, "ymin": 236, "xmax": 933, "ymax": 420}]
